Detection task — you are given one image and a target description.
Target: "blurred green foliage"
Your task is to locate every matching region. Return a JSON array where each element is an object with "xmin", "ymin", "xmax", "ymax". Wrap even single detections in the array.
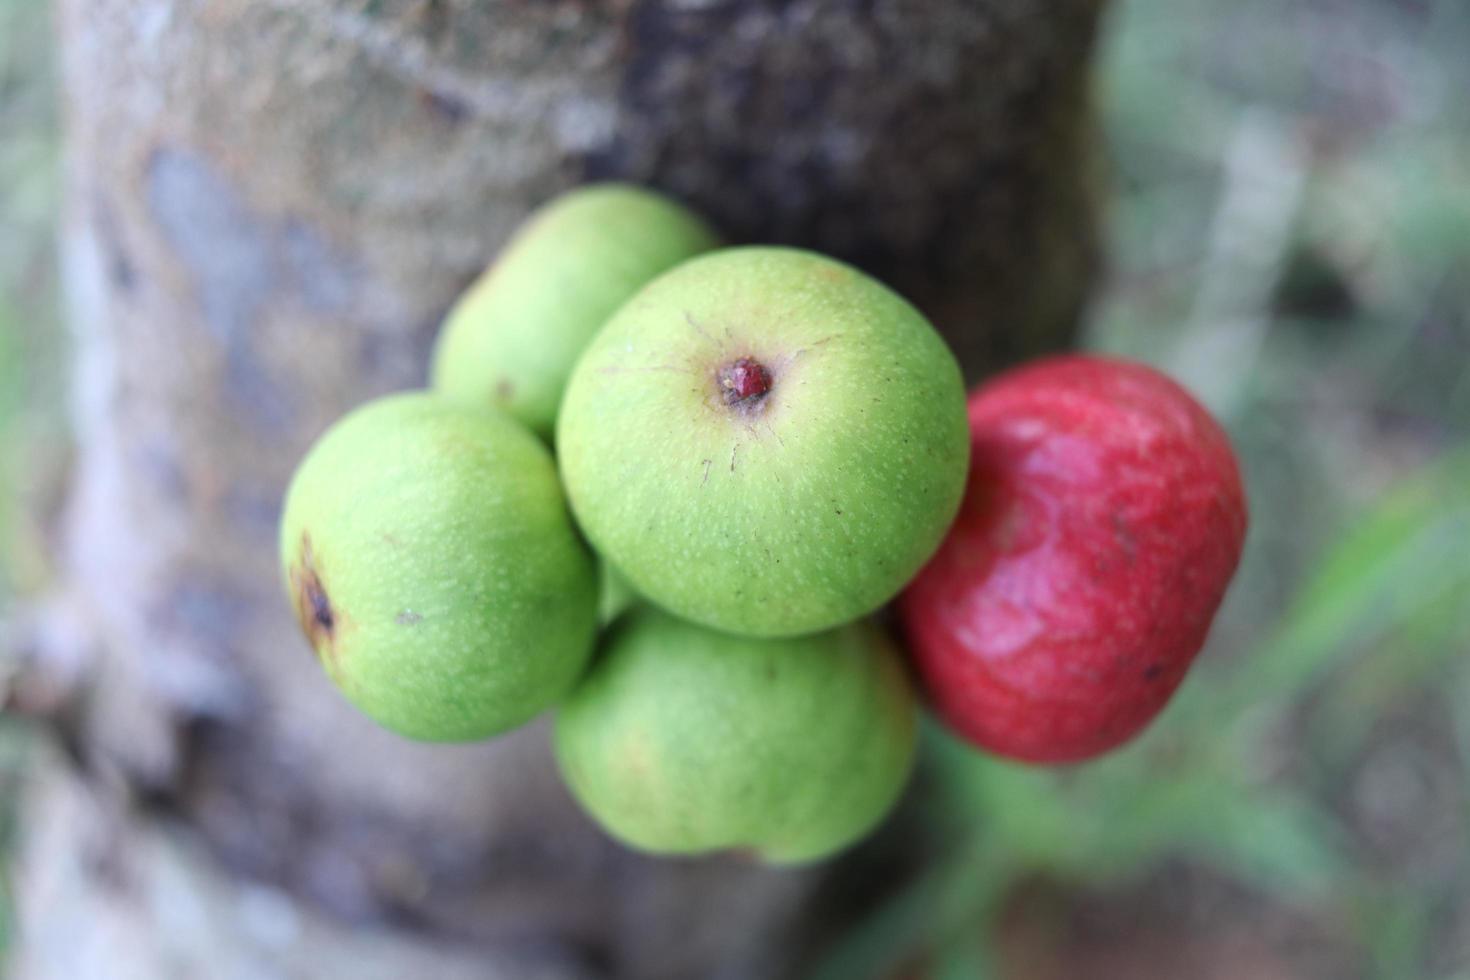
[
  {"xmin": 0, "ymin": 0, "xmax": 61, "ymax": 606},
  {"xmin": 0, "ymin": 0, "xmax": 58, "ymax": 963}
]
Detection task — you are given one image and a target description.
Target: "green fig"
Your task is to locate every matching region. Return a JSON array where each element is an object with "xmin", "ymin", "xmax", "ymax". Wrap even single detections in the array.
[
  {"xmin": 598, "ymin": 560, "xmax": 638, "ymax": 626},
  {"xmin": 431, "ymin": 183, "xmax": 721, "ymax": 440},
  {"xmin": 279, "ymin": 393, "xmax": 597, "ymax": 741},
  {"xmin": 557, "ymin": 246, "xmax": 970, "ymax": 638},
  {"xmin": 554, "ymin": 607, "xmax": 918, "ymax": 863}
]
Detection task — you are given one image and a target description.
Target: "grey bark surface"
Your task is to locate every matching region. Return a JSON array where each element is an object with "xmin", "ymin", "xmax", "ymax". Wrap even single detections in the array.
[{"xmin": 22, "ymin": 0, "xmax": 1105, "ymax": 976}]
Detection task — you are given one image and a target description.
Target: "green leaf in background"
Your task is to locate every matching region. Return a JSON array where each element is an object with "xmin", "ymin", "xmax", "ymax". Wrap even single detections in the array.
[
  {"xmin": 929, "ymin": 940, "xmax": 996, "ymax": 980},
  {"xmin": 1219, "ymin": 450, "xmax": 1470, "ymax": 722},
  {"xmin": 805, "ymin": 869, "xmax": 947, "ymax": 980},
  {"xmin": 1308, "ymin": 583, "xmax": 1470, "ymax": 773},
  {"xmin": 930, "ymin": 732, "xmax": 1078, "ymax": 867},
  {"xmin": 1351, "ymin": 884, "xmax": 1438, "ymax": 980},
  {"xmin": 1180, "ymin": 785, "xmax": 1347, "ymax": 899}
]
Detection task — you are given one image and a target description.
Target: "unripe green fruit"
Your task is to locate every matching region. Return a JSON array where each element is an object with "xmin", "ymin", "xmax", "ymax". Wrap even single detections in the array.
[
  {"xmin": 431, "ymin": 184, "xmax": 721, "ymax": 440},
  {"xmin": 279, "ymin": 393, "xmax": 598, "ymax": 741},
  {"xmin": 554, "ymin": 608, "xmax": 918, "ymax": 863},
  {"xmin": 557, "ymin": 246, "xmax": 970, "ymax": 638}
]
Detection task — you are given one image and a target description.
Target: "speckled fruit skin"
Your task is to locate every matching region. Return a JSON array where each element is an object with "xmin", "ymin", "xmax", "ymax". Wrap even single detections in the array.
[
  {"xmin": 556, "ymin": 246, "xmax": 970, "ymax": 638},
  {"xmin": 279, "ymin": 393, "xmax": 598, "ymax": 742},
  {"xmin": 431, "ymin": 184, "xmax": 720, "ymax": 440},
  {"xmin": 554, "ymin": 607, "xmax": 918, "ymax": 863},
  {"xmin": 898, "ymin": 355, "xmax": 1248, "ymax": 764}
]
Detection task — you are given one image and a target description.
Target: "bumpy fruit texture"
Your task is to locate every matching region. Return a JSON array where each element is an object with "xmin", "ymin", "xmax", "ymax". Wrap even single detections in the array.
[
  {"xmin": 554, "ymin": 608, "xmax": 917, "ymax": 863},
  {"xmin": 279, "ymin": 393, "xmax": 598, "ymax": 741},
  {"xmin": 557, "ymin": 246, "xmax": 970, "ymax": 638},
  {"xmin": 899, "ymin": 356, "xmax": 1248, "ymax": 764},
  {"xmin": 431, "ymin": 184, "xmax": 721, "ymax": 440}
]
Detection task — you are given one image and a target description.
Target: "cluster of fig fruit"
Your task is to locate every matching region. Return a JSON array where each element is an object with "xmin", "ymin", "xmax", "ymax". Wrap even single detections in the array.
[{"xmin": 280, "ymin": 185, "xmax": 1247, "ymax": 863}]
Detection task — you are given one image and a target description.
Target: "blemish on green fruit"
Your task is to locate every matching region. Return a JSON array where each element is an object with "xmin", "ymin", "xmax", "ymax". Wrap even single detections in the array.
[
  {"xmin": 301, "ymin": 570, "xmax": 333, "ymax": 638},
  {"xmin": 279, "ymin": 393, "xmax": 598, "ymax": 741},
  {"xmin": 289, "ymin": 534, "xmax": 342, "ymax": 668}
]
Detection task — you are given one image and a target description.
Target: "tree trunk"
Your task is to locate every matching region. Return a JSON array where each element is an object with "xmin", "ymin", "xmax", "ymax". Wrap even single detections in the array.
[{"xmin": 17, "ymin": 0, "xmax": 1105, "ymax": 976}]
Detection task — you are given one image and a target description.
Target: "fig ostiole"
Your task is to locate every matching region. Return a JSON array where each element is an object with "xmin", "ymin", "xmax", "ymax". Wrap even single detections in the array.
[{"xmin": 557, "ymin": 246, "xmax": 971, "ymax": 639}]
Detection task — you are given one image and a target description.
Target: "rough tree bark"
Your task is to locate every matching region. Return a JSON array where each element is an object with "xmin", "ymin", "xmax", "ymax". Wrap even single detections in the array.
[{"xmin": 16, "ymin": 1, "xmax": 1105, "ymax": 976}]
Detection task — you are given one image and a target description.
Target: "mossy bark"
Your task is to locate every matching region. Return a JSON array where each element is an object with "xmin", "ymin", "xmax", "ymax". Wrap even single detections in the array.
[{"xmin": 23, "ymin": 1, "xmax": 1106, "ymax": 976}]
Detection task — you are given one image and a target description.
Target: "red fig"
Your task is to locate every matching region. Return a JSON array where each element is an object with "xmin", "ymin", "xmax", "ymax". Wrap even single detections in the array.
[{"xmin": 899, "ymin": 355, "xmax": 1247, "ymax": 764}]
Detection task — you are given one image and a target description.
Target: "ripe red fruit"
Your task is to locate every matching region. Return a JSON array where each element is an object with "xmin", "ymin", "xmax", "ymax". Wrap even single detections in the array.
[{"xmin": 898, "ymin": 355, "xmax": 1247, "ymax": 764}]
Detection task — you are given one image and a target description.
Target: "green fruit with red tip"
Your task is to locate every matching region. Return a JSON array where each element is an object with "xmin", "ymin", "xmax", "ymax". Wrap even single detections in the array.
[{"xmin": 556, "ymin": 246, "xmax": 970, "ymax": 638}]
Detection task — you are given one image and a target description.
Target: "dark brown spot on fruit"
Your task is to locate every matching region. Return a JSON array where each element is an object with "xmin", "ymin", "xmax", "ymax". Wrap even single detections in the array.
[
  {"xmin": 291, "ymin": 533, "xmax": 345, "ymax": 668},
  {"xmin": 1144, "ymin": 663, "xmax": 1164, "ymax": 681},
  {"xmin": 308, "ymin": 580, "xmax": 334, "ymax": 632},
  {"xmin": 495, "ymin": 378, "xmax": 515, "ymax": 401},
  {"xmin": 717, "ymin": 357, "xmax": 772, "ymax": 408}
]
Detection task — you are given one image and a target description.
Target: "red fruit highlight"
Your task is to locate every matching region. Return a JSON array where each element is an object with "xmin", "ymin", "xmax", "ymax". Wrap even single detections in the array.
[{"xmin": 898, "ymin": 355, "xmax": 1247, "ymax": 764}]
